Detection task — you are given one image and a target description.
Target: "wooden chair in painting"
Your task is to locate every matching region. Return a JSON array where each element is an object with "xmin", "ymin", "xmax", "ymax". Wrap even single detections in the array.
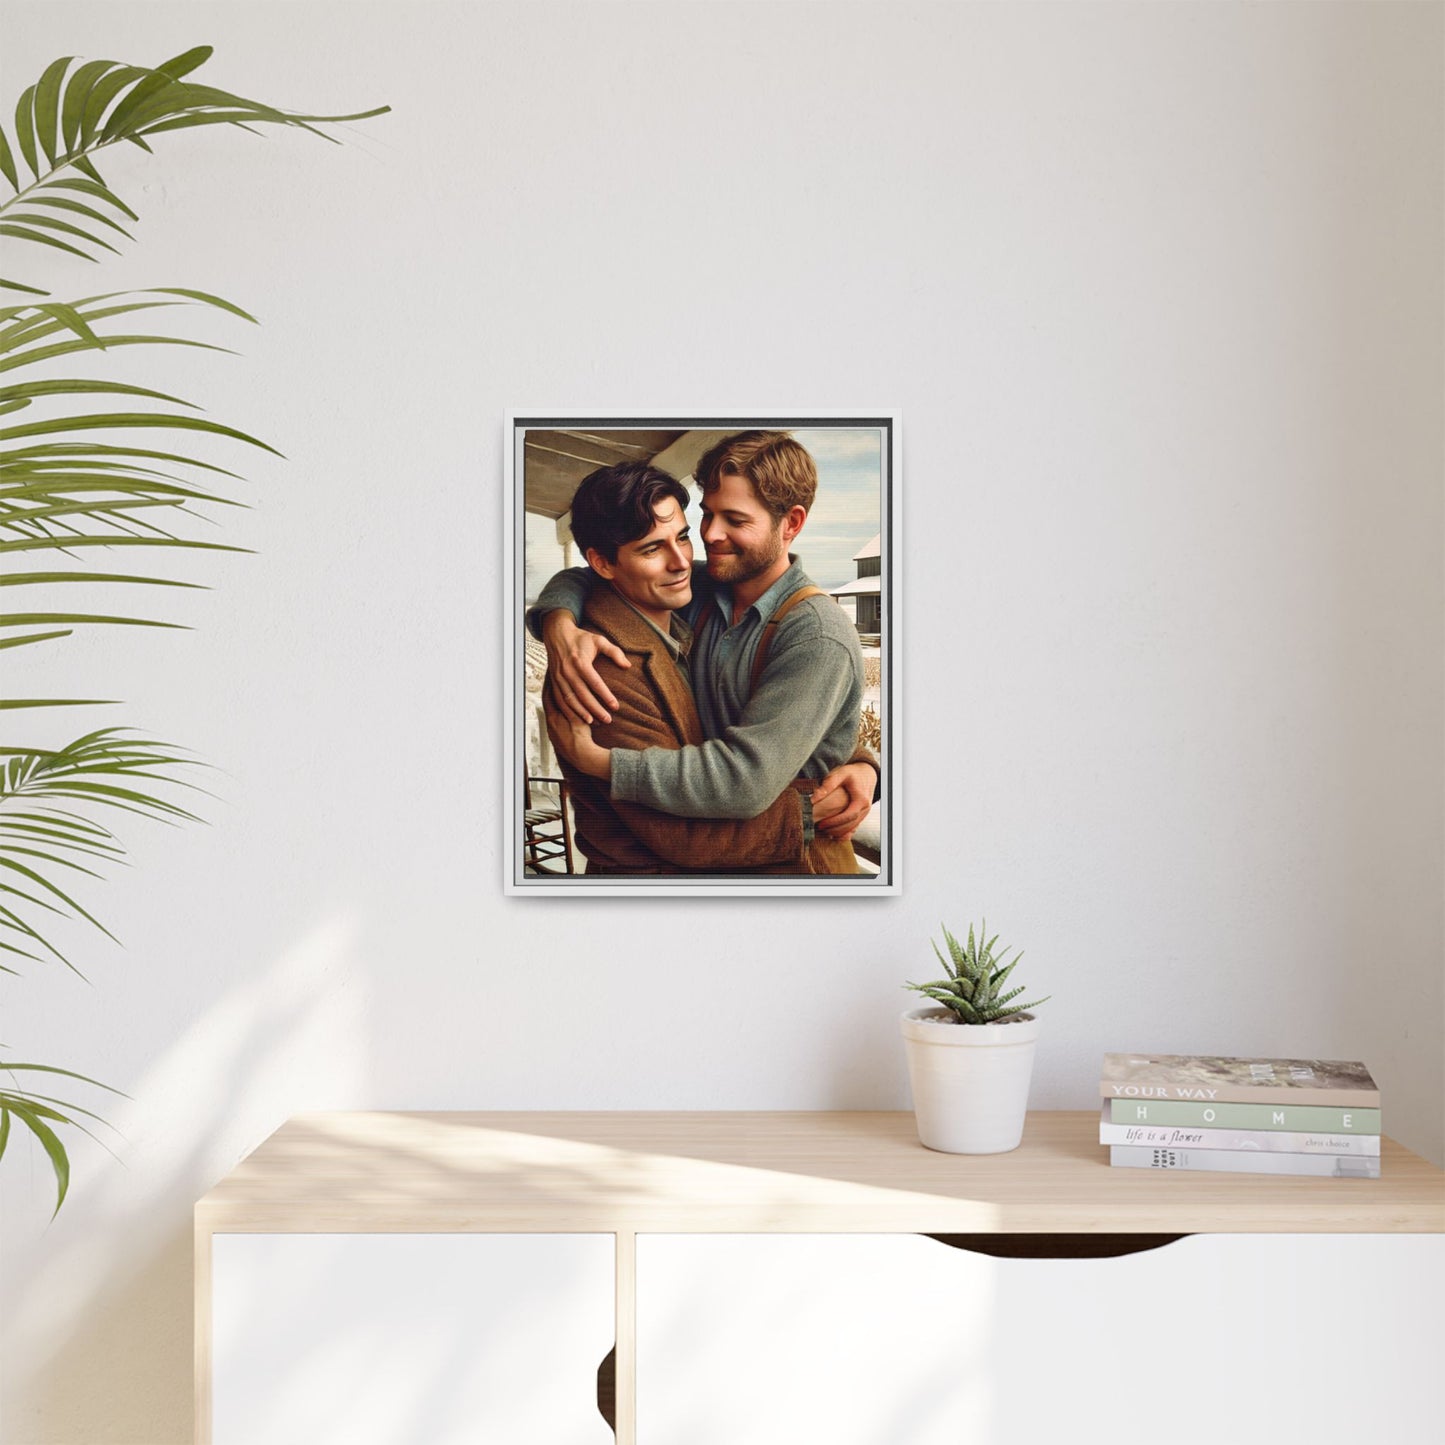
[
  {"xmin": 523, "ymin": 771, "xmax": 576, "ymax": 875},
  {"xmin": 523, "ymin": 703, "xmax": 576, "ymax": 875}
]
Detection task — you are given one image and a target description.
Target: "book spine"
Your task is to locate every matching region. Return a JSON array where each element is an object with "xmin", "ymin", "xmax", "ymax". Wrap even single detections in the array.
[
  {"xmin": 1099, "ymin": 1121, "xmax": 1380, "ymax": 1155},
  {"xmin": 1100, "ymin": 1083, "xmax": 1379, "ymax": 1108},
  {"xmin": 1108, "ymin": 1099, "xmax": 1380, "ymax": 1133},
  {"xmin": 1110, "ymin": 1145, "xmax": 1380, "ymax": 1179}
]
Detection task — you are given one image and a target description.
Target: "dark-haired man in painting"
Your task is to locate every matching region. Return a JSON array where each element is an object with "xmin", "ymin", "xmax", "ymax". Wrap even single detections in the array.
[{"xmin": 536, "ymin": 433, "xmax": 877, "ymax": 875}]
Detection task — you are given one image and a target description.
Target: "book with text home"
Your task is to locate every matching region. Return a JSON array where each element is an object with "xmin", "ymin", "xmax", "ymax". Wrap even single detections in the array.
[
  {"xmin": 1099, "ymin": 1053, "xmax": 1378, "ymax": 1107},
  {"xmin": 1110, "ymin": 1145, "xmax": 1380, "ymax": 1179},
  {"xmin": 1097, "ymin": 1104, "xmax": 1380, "ymax": 1156},
  {"xmin": 1108, "ymin": 1099, "xmax": 1380, "ymax": 1133}
]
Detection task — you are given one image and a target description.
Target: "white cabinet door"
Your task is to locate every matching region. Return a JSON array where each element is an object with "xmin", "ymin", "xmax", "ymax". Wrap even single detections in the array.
[
  {"xmin": 636, "ymin": 1233, "xmax": 1445, "ymax": 1445},
  {"xmin": 213, "ymin": 1233, "xmax": 614, "ymax": 1445}
]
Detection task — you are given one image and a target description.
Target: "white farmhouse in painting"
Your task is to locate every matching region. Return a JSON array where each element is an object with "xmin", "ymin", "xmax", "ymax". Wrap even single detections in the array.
[{"xmin": 828, "ymin": 533, "xmax": 882, "ymax": 640}]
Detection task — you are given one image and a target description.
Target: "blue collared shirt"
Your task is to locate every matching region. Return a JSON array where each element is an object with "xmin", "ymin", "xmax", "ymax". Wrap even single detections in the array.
[{"xmin": 689, "ymin": 559, "xmax": 831, "ymax": 742}]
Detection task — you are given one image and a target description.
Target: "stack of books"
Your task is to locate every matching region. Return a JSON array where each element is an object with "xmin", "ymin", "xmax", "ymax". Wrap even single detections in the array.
[{"xmin": 1099, "ymin": 1053, "xmax": 1381, "ymax": 1179}]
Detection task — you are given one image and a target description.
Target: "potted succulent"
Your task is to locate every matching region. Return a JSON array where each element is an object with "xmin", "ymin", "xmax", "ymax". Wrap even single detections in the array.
[{"xmin": 901, "ymin": 922, "xmax": 1050, "ymax": 1154}]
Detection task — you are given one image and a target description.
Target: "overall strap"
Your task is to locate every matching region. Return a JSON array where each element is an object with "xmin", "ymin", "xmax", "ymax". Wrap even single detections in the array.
[{"xmin": 748, "ymin": 586, "xmax": 826, "ymax": 698}]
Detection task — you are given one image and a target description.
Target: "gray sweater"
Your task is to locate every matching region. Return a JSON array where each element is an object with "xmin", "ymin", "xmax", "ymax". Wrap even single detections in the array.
[{"xmin": 532, "ymin": 558, "xmax": 865, "ymax": 819}]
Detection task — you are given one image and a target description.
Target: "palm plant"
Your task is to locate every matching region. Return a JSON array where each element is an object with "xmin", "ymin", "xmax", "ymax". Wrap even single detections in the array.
[{"xmin": 0, "ymin": 45, "xmax": 386, "ymax": 1210}]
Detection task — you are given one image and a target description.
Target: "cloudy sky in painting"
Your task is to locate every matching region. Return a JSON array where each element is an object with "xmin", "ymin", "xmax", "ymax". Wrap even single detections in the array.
[{"xmin": 789, "ymin": 427, "xmax": 883, "ymax": 591}]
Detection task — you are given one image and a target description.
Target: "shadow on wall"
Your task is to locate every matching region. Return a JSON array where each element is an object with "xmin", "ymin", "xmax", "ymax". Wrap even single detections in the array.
[
  {"xmin": 13, "ymin": 1226, "xmax": 193, "ymax": 1445},
  {"xmin": 4, "ymin": 916, "xmax": 365, "ymax": 1445}
]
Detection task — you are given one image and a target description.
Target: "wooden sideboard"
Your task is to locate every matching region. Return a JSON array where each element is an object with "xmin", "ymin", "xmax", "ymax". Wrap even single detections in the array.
[{"xmin": 195, "ymin": 1110, "xmax": 1445, "ymax": 1443}]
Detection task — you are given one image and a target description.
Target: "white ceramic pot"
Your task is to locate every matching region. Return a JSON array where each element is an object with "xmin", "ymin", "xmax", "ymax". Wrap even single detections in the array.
[{"xmin": 900, "ymin": 1007, "xmax": 1041, "ymax": 1154}]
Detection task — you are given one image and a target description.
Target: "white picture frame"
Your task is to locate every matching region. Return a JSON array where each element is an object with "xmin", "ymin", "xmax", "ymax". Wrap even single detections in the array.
[{"xmin": 504, "ymin": 414, "xmax": 901, "ymax": 896}]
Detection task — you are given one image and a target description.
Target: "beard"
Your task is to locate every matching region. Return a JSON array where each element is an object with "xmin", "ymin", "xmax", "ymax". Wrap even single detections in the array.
[{"xmin": 705, "ymin": 523, "xmax": 785, "ymax": 586}]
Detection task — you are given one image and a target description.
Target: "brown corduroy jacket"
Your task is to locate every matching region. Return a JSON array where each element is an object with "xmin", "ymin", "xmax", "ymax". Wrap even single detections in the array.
[{"xmin": 547, "ymin": 584, "xmax": 856, "ymax": 875}]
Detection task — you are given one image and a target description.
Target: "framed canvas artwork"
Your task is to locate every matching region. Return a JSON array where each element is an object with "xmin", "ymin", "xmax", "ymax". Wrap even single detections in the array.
[{"xmin": 505, "ymin": 416, "xmax": 900, "ymax": 895}]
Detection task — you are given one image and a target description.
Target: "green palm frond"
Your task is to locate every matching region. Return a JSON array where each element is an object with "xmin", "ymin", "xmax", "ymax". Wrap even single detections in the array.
[
  {"xmin": 0, "ymin": 288, "xmax": 267, "ymax": 713},
  {"xmin": 0, "ymin": 729, "xmax": 203, "ymax": 975},
  {"xmin": 1, "ymin": 47, "xmax": 388, "ymax": 294},
  {"xmin": 0, "ymin": 1059, "xmax": 126, "ymax": 1214}
]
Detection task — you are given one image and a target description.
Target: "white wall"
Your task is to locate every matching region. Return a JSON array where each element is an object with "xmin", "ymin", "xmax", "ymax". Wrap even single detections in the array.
[{"xmin": 3, "ymin": 3, "xmax": 1441, "ymax": 1441}]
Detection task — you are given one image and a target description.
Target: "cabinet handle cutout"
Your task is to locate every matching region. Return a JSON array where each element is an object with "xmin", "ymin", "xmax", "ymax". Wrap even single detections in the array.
[
  {"xmin": 597, "ymin": 1344, "xmax": 616, "ymax": 1434},
  {"xmin": 924, "ymin": 1232, "xmax": 1189, "ymax": 1259}
]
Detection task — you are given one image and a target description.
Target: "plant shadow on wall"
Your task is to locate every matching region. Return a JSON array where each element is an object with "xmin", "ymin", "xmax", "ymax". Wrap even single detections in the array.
[{"xmin": 0, "ymin": 46, "xmax": 386, "ymax": 1212}]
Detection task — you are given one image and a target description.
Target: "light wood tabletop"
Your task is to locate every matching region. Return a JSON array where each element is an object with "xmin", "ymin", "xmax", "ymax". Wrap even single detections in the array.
[{"xmin": 195, "ymin": 1110, "xmax": 1445, "ymax": 1235}]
